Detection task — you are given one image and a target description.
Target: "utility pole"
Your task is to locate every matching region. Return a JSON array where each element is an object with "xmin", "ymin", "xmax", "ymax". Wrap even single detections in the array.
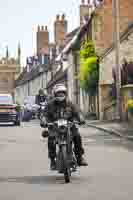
[{"xmin": 112, "ymin": 0, "xmax": 122, "ymax": 120}]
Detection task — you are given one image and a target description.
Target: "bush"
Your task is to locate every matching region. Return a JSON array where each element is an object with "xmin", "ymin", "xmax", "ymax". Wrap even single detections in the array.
[
  {"xmin": 79, "ymin": 41, "xmax": 99, "ymax": 95},
  {"xmin": 127, "ymin": 99, "xmax": 133, "ymax": 114}
]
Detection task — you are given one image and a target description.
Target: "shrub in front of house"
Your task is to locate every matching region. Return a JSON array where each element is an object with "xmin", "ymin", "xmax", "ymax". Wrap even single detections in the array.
[
  {"xmin": 79, "ymin": 41, "xmax": 99, "ymax": 95},
  {"xmin": 127, "ymin": 99, "xmax": 133, "ymax": 114}
]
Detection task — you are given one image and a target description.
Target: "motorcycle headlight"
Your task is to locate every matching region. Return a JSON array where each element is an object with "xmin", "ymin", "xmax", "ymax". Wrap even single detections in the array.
[{"xmin": 41, "ymin": 106, "xmax": 45, "ymax": 110}]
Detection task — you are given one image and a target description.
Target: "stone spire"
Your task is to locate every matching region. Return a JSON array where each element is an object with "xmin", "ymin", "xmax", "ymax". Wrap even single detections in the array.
[
  {"xmin": 6, "ymin": 46, "xmax": 9, "ymax": 60},
  {"xmin": 17, "ymin": 42, "xmax": 21, "ymax": 65}
]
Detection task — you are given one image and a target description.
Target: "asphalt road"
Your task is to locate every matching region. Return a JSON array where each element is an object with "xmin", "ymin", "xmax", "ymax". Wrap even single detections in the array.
[{"xmin": 0, "ymin": 121, "xmax": 133, "ymax": 200}]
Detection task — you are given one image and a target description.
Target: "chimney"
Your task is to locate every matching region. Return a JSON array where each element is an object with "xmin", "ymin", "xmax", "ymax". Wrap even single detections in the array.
[
  {"xmin": 61, "ymin": 14, "xmax": 65, "ymax": 21},
  {"xmin": 37, "ymin": 25, "xmax": 40, "ymax": 32},
  {"xmin": 41, "ymin": 26, "xmax": 44, "ymax": 31},
  {"xmin": 56, "ymin": 14, "xmax": 60, "ymax": 21},
  {"xmin": 54, "ymin": 14, "xmax": 68, "ymax": 47},
  {"xmin": 36, "ymin": 25, "xmax": 49, "ymax": 56},
  {"xmin": 80, "ymin": 0, "xmax": 92, "ymax": 26}
]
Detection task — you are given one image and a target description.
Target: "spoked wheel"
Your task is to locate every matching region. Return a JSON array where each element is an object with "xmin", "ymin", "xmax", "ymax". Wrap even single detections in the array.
[
  {"xmin": 64, "ymin": 168, "xmax": 71, "ymax": 183},
  {"xmin": 61, "ymin": 145, "xmax": 71, "ymax": 183}
]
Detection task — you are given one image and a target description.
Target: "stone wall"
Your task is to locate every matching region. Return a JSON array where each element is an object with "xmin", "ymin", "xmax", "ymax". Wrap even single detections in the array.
[
  {"xmin": 103, "ymin": 101, "xmax": 117, "ymax": 121},
  {"xmin": 99, "ymin": 29, "xmax": 133, "ymax": 120},
  {"xmin": 93, "ymin": 0, "xmax": 133, "ymax": 55}
]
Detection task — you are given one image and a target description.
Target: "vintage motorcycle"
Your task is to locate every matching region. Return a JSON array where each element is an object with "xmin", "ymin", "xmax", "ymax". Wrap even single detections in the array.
[
  {"xmin": 39, "ymin": 102, "xmax": 47, "ymax": 125},
  {"xmin": 48, "ymin": 119, "xmax": 79, "ymax": 183}
]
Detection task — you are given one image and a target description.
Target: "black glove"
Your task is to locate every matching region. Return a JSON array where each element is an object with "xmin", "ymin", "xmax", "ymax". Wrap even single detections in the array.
[{"xmin": 40, "ymin": 122, "xmax": 47, "ymax": 128}]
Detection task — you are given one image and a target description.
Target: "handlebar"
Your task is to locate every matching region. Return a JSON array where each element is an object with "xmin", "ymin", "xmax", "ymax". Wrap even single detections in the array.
[{"xmin": 46, "ymin": 120, "xmax": 83, "ymax": 127}]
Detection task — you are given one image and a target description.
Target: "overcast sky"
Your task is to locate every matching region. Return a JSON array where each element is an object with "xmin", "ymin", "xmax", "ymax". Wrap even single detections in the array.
[{"xmin": 0, "ymin": 0, "xmax": 85, "ymax": 65}]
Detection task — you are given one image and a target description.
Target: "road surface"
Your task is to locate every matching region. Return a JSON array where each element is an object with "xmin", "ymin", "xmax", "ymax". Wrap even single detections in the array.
[{"xmin": 0, "ymin": 121, "xmax": 133, "ymax": 200}]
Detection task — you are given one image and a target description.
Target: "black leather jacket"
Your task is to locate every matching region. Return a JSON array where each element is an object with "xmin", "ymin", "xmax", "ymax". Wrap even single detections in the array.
[{"xmin": 45, "ymin": 98, "xmax": 84, "ymax": 123}]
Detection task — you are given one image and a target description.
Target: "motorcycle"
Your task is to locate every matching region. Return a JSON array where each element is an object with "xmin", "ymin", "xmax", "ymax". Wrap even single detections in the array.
[
  {"xmin": 47, "ymin": 119, "xmax": 79, "ymax": 183},
  {"xmin": 39, "ymin": 102, "xmax": 47, "ymax": 123}
]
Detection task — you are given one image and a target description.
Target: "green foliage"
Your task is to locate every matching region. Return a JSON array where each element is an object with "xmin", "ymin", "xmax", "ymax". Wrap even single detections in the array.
[
  {"xmin": 79, "ymin": 41, "xmax": 99, "ymax": 94},
  {"xmin": 127, "ymin": 99, "xmax": 133, "ymax": 114},
  {"xmin": 80, "ymin": 41, "xmax": 96, "ymax": 59}
]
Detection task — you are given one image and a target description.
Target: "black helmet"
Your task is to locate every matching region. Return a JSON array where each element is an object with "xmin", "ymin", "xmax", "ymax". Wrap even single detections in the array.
[{"xmin": 39, "ymin": 89, "xmax": 44, "ymax": 95}]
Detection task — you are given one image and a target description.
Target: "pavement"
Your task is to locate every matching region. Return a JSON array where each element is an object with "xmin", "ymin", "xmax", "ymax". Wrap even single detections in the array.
[
  {"xmin": 87, "ymin": 120, "xmax": 133, "ymax": 140},
  {"xmin": 1, "ymin": 121, "xmax": 133, "ymax": 199}
]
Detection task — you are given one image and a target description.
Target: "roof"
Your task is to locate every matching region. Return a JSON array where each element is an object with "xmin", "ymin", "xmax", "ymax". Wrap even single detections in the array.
[
  {"xmin": 66, "ymin": 27, "xmax": 80, "ymax": 38},
  {"xmin": 63, "ymin": 13, "xmax": 94, "ymax": 55},
  {"xmin": 47, "ymin": 68, "xmax": 67, "ymax": 89},
  {"xmin": 15, "ymin": 64, "xmax": 50, "ymax": 87},
  {"xmin": 55, "ymin": 27, "xmax": 80, "ymax": 62}
]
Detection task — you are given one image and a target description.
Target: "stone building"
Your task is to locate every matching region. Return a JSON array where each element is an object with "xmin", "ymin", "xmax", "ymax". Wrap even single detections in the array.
[
  {"xmin": 0, "ymin": 45, "xmax": 21, "ymax": 96},
  {"xmin": 99, "ymin": 23, "xmax": 133, "ymax": 120},
  {"xmin": 15, "ymin": 14, "xmax": 68, "ymax": 104},
  {"xmin": 15, "ymin": 65, "xmax": 51, "ymax": 104},
  {"xmin": 92, "ymin": 0, "xmax": 133, "ymax": 54},
  {"xmin": 93, "ymin": 0, "xmax": 133, "ymax": 120}
]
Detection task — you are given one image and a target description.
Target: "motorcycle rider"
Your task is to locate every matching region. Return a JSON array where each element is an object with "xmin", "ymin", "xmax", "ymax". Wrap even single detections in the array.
[
  {"xmin": 44, "ymin": 84, "xmax": 88, "ymax": 169},
  {"xmin": 35, "ymin": 88, "xmax": 47, "ymax": 118},
  {"xmin": 35, "ymin": 88, "xmax": 47, "ymax": 105}
]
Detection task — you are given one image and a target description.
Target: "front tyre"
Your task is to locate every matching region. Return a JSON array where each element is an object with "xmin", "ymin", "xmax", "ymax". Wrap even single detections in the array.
[
  {"xmin": 61, "ymin": 145, "xmax": 71, "ymax": 183},
  {"xmin": 64, "ymin": 168, "xmax": 71, "ymax": 183}
]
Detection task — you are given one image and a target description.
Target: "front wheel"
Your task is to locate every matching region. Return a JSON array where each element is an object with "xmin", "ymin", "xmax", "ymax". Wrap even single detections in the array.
[
  {"xmin": 61, "ymin": 145, "xmax": 71, "ymax": 183},
  {"xmin": 64, "ymin": 168, "xmax": 71, "ymax": 183}
]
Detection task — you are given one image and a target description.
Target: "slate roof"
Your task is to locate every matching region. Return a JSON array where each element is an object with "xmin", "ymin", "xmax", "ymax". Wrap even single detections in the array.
[
  {"xmin": 47, "ymin": 68, "xmax": 67, "ymax": 89},
  {"xmin": 15, "ymin": 64, "xmax": 50, "ymax": 87}
]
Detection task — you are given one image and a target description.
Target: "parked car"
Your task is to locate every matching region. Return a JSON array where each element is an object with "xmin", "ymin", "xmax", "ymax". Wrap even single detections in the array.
[{"xmin": 0, "ymin": 94, "xmax": 21, "ymax": 126}]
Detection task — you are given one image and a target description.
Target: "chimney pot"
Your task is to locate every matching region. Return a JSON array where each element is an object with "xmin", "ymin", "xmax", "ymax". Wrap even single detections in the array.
[
  {"xmin": 37, "ymin": 25, "xmax": 40, "ymax": 31},
  {"xmin": 41, "ymin": 26, "xmax": 44, "ymax": 31},
  {"xmin": 62, "ymin": 14, "xmax": 65, "ymax": 20},
  {"xmin": 45, "ymin": 26, "xmax": 48, "ymax": 31},
  {"xmin": 56, "ymin": 14, "xmax": 60, "ymax": 20}
]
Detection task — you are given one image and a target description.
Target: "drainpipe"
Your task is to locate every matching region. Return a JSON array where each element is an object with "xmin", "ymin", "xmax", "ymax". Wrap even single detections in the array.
[{"xmin": 28, "ymin": 81, "xmax": 30, "ymax": 96}]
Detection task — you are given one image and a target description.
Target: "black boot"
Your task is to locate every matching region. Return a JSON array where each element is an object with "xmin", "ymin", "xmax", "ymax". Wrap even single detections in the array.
[
  {"xmin": 77, "ymin": 156, "xmax": 88, "ymax": 166},
  {"xmin": 50, "ymin": 159, "xmax": 56, "ymax": 170}
]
